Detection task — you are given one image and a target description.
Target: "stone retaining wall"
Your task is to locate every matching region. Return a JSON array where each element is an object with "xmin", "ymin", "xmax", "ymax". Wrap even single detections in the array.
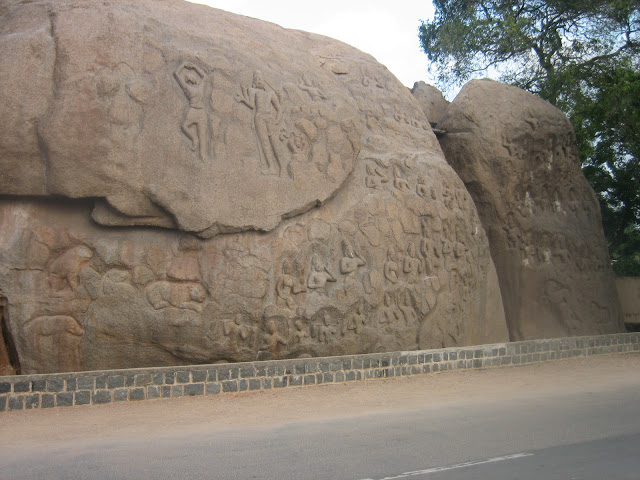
[{"xmin": 1, "ymin": 333, "xmax": 638, "ymax": 412}]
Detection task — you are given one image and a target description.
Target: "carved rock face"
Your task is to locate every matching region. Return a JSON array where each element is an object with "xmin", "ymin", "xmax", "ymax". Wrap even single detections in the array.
[
  {"xmin": 1, "ymin": 0, "xmax": 366, "ymax": 236},
  {"xmin": 0, "ymin": 0, "xmax": 508, "ymax": 374},
  {"xmin": 438, "ymin": 79, "xmax": 625, "ymax": 340}
]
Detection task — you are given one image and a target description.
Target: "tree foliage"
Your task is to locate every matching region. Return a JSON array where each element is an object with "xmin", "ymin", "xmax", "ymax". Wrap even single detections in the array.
[{"xmin": 420, "ymin": 0, "xmax": 640, "ymax": 274}]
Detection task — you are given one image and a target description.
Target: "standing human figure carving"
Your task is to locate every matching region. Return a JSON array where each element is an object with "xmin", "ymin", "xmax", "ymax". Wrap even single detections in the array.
[
  {"xmin": 174, "ymin": 62, "xmax": 207, "ymax": 161},
  {"xmin": 235, "ymin": 70, "xmax": 283, "ymax": 175},
  {"xmin": 384, "ymin": 246, "xmax": 400, "ymax": 284},
  {"xmin": 276, "ymin": 259, "xmax": 305, "ymax": 310},
  {"xmin": 403, "ymin": 241, "xmax": 423, "ymax": 284}
]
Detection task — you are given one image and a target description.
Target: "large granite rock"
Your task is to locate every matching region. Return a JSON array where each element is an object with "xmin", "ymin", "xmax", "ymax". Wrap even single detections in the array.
[
  {"xmin": 0, "ymin": 0, "xmax": 507, "ymax": 374},
  {"xmin": 410, "ymin": 81, "xmax": 449, "ymax": 126},
  {"xmin": 438, "ymin": 79, "xmax": 625, "ymax": 340},
  {"xmin": 616, "ymin": 277, "xmax": 640, "ymax": 327}
]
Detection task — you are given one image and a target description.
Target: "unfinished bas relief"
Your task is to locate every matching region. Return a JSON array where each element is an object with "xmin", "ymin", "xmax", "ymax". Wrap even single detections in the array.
[
  {"xmin": 0, "ymin": 0, "xmax": 518, "ymax": 375},
  {"xmin": 437, "ymin": 80, "xmax": 625, "ymax": 340}
]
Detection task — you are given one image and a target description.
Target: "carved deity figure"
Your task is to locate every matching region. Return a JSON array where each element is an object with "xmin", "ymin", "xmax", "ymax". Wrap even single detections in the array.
[
  {"xmin": 403, "ymin": 242, "xmax": 423, "ymax": 283},
  {"xmin": 285, "ymin": 131, "xmax": 307, "ymax": 166},
  {"xmin": 26, "ymin": 315, "xmax": 84, "ymax": 372},
  {"xmin": 235, "ymin": 70, "xmax": 283, "ymax": 175},
  {"xmin": 365, "ymin": 163, "xmax": 389, "ymax": 189},
  {"xmin": 276, "ymin": 259, "xmax": 306, "ymax": 310},
  {"xmin": 223, "ymin": 314, "xmax": 250, "ymax": 350},
  {"xmin": 361, "ymin": 66, "xmax": 384, "ymax": 88},
  {"xmin": 317, "ymin": 314, "xmax": 337, "ymax": 343},
  {"xmin": 393, "ymin": 166, "xmax": 410, "ymax": 191},
  {"xmin": 262, "ymin": 320, "xmax": 288, "ymax": 356},
  {"xmin": 398, "ymin": 290, "xmax": 418, "ymax": 326},
  {"xmin": 416, "ymin": 174, "xmax": 429, "ymax": 198},
  {"xmin": 174, "ymin": 62, "xmax": 208, "ymax": 161},
  {"xmin": 384, "ymin": 246, "xmax": 400, "ymax": 284},
  {"xmin": 339, "ymin": 240, "xmax": 366, "ymax": 275},
  {"xmin": 442, "ymin": 180, "xmax": 454, "ymax": 210},
  {"xmin": 454, "ymin": 241, "xmax": 467, "ymax": 259},
  {"xmin": 298, "ymin": 74, "xmax": 326, "ymax": 101},
  {"xmin": 307, "ymin": 254, "xmax": 337, "ymax": 290},
  {"xmin": 420, "ymin": 218, "xmax": 441, "ymax": 274},
  {"xmin": 343, "ymin": 301, "xmax": 365, "ymax": 335},
  {"xmin": 379, "ymin": 292, "xmax": 402, "ymax": 326},
  {"xmin": 294, "ymin": 319, "xmax": 309, "ymax": 343},
  {"xmin": 455, "ymin": 188, "xmax": 468, "ymax": 209}
]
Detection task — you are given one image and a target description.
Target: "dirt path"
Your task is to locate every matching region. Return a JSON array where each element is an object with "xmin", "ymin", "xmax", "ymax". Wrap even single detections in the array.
[{"xmin": 2, "ymin": 354, "xmax": 639, "ymax": 448}]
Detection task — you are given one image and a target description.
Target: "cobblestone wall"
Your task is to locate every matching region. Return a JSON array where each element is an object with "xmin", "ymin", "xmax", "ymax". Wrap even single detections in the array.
[{"xmin": 1, "ymin": 333, "xmax": 638, "ymax": 412}]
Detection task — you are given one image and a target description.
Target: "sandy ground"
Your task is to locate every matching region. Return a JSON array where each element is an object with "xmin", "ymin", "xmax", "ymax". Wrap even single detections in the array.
[{"xmin": 1, "ymin": 353, "xmax": 639, "ymax": 449}]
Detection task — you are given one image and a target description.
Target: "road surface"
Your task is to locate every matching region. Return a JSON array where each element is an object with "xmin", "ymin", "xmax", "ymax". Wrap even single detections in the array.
[{"xmin": 1, "ymin": 354, "xmax": 639, "ymax": 479}]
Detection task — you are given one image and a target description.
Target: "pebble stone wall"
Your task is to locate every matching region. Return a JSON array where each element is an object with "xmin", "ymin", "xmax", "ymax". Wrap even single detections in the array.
[{"xmin": 1, "ymin": 333, "xmax": 638, "ymax": 412}]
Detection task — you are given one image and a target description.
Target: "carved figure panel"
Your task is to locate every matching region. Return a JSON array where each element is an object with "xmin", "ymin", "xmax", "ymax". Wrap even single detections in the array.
[
  {"xmin": 438, "ymin": 79, "xmax": 624, "ymax": 340},
  {"xmin": 48, "ymin": 246, "xmax": 94, "ymax": 296},
  {"xmin": 24, "ymin": 315, "xmax": 84, "ymax": 373},
  {"xmin": 0, "ymin": 1, "xmax": 512, "ymax": 373},
  {"xmin": 307, "ymin": 254, "xmax": 337, "ymax": 291}
]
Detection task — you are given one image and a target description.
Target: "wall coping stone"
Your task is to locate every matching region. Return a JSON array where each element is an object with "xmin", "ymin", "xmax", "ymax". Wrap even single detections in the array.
[{"xmin": 1, "ymin": 333, "xmax": 638, "ymax": 412}]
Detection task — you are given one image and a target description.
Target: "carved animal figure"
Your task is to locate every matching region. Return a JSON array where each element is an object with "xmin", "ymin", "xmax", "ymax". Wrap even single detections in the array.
[
  {"xmin": 145, "ymin": 281, "xmax": 206, "ymax": 312},
  {"xmin": 49, "ymin": 246, "xmax": 94, "ymax": 293}
]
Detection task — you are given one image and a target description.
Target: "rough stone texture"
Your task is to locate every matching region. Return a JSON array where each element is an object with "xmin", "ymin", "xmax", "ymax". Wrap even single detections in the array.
[
  {"xmin": 0, "ymin": 0, "xmax": 508, "ymax": 374},
  {"xmin": 0, "ymin": 298, "xmax": 16, "ymax": 376},
  {"xmin": 437, "ymin": 79, "xmax": 625, "ymax": 341},
  {"xmin": 616, "ymin": 277, "xmax": 640, "ymax": 326},
  {"xmin": 410, "ymin": 81, "xmax": 449, "ymax": 126}
]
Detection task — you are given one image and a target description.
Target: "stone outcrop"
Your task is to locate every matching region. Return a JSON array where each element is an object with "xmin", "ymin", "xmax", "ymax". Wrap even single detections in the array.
[
  {"xmin": 0, "ymin": 0, "xmax": 507, "ymax": 374},
  {"xmin": 616, "ymin": 277, "xmax": 640, "ymax": 327},
  {"xmin": 437, "ymin": 79, "xmax": 625, "ymax": 340},
  {"xmin": 410, "ymin": 81, "xmax": 449, "ymax": 126}
]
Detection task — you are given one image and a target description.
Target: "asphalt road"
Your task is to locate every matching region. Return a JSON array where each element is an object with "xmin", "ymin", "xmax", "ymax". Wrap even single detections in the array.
[{"xmin": 1, "ymin": 354, "xmax": 639, "ymax": 480}]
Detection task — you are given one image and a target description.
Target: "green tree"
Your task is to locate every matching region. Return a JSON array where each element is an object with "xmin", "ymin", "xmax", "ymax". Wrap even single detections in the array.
[{"xmin": 420, "ymin": 0, "xmax": 640, "ymax": 274}]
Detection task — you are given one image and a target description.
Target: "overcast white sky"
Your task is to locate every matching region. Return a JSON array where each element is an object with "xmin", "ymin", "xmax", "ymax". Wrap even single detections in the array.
[{"xmin": 187, "ymin": 0, "xmax": 437, "ymax": 89}]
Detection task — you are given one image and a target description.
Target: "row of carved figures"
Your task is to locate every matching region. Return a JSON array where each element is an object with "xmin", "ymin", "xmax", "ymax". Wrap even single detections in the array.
[{"xmin": 276, "ymin": 240, "xmax": 367, "ymax": 310}]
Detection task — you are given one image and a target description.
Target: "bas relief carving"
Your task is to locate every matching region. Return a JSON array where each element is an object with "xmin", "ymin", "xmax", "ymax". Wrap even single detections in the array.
[
  {"xmin": 235, "ymin": 70, "xmax": 284, "ymax": 176},
  {"xmin": 24, "ymin": 315, "xmax": 84, "ymax": 373},
  {"xmin": 1, "ymin": 134, "xmax": 495, "ymax": 373},
  {"xmin": 0, "ymin": 0, "xmax": 513, "ymax": 373},
  {"xmin": 437, "ymin": 79, "xmax": 624, "ymax": 340},
  {"xmin": 175, "ymin": 62, "xmax": 209, "ymax": 161}
]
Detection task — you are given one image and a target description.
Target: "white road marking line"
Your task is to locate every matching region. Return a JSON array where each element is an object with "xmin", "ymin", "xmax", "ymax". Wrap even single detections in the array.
[{"xmin": 359, "ymin": 452, "xmax": 534, "ymax": 480}]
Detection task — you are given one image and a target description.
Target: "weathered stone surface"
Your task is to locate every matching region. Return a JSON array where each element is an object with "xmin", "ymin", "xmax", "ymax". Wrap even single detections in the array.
[
  {"xmin": 0, "ymin": 0, "xmax": 507, "ymax": 374},
  {"xmin": 410, "ymin": 81, "xmax": 449, "ymax": 126},
  {"xmin": 1, "ymin": 0, "xmax": 366, "ymax": 236},
  {"xmin": 0, "ymin": 298, "xmax": 16, "ymax": 376},
  {"xmin": 616, "ymin": 277, "xmax": 640, "ymax": 326},
  {"xmin": 437, "ymin": 79, "xmax": 625, "ymax": 340}
]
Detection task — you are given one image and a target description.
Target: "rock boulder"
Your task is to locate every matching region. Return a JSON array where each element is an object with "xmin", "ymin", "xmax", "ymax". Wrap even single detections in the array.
[
  {"xmin": 0, "ymin": 0, "xmax": 507, "ymax": 373},
  {"xmin": 437, "ymin": 79, "xmax": 625, "ymax": 340},
  {"xmin": 410, "ymin": 81, "xmax": 449, "ymax": 126}
]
